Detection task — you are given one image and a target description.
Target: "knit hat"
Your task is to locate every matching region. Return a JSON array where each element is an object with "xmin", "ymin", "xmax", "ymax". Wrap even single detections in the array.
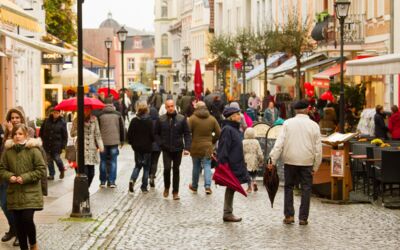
[{"xmin": 223, "ymin": 107, "xmax": 240, "ymax": 118}]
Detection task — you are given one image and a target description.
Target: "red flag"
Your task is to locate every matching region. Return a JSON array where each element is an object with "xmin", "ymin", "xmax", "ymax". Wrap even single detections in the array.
[{"xmin": 194, "ymin": 60, "xmax": 203, "ymax": 99}]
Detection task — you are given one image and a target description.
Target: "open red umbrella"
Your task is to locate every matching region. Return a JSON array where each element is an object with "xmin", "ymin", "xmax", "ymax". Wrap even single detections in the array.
[
  {"xmin": 213, "ymin": 163, "xmax": 247, "ymax": 197},
  {"xmin": 98, "ymin": 88, "xmax": 119, "ymax": 100},
  {"xmin": 54, "ymin": 97, "xmax": 105, "ymax": 111},
  {"xmin": 194, "ymin": 60, "xmax": 203, "ymax": 100}
]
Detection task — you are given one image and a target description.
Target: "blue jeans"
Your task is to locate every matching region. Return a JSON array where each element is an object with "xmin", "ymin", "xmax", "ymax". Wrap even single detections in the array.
[
  {"xmin": 131, "ymin": 151, "xmax": 151, "ymax": 190},
  {"xmin": 191, "ymin": 157, "xmax": 212, "ymax": 189},
  {"xmin": 46, "ymin": 152, "xmax": 64, "ymax": 177},
  {"xmin": 0, "ymin": 181, "xmax": 15, "ymax": 231},
  {"xmin": 100, "ymin": 145, "xmax": 119, "ymax": 185}
]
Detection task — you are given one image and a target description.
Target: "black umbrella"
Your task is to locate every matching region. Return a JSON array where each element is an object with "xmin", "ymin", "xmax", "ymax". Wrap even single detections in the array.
[{"xmin": 263, "ymin": 158, "xmax": 279, "ymax": 208}]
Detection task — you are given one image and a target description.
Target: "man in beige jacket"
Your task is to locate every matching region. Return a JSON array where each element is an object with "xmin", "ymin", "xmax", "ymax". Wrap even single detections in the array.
[{"xmin": 268, "ymin": 100, "xmax": 322, "ymax": 226}]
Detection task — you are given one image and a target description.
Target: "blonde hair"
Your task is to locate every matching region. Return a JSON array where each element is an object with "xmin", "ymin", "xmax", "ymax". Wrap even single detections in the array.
[
  {"xmin": 11, "ymin": 124, "xmax": 29, "ymax": 138},
  {"xmin": 136, "ymin": 102, "xmax": 149, "ymax": 116}
]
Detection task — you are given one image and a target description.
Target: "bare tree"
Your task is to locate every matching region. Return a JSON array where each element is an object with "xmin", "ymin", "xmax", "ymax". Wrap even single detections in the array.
[
  {"xmin": 280, "ymin": 11, "xmax": 314, "ymax": 100},
  {"xmin": 235, "ymin": 29, "xmax": 254, "ymax": 96}
]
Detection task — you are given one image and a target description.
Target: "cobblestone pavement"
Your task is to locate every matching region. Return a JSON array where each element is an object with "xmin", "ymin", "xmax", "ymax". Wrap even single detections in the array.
[{"xmin": 1, "ymin": 146, "xmax": 400, "ymax": 250}]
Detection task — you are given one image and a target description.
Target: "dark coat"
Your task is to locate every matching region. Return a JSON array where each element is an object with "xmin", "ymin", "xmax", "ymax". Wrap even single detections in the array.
[
  {"xmin": 155, "ymin": 111, "xmax": 191, "ymax": 152},
  {"xmin": 127, "ymin": 114, "xmax": 154, "ymax": 153},
  {"xmin": 374, "ymin": 112, "xmax": 388, "ymax": 139},
  {"xmin": 217, "ymin": 120, "xmax": 249, "ymax": 184},
  {"xmin": 149, "ymin": 107, "xmax": 161, "ymax": 152},
  {"xmin": 39, "ymin": 115, "xmax": 68, "ymax": 154}
]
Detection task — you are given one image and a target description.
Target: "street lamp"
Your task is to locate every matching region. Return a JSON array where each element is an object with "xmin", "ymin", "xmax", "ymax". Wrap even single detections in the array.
[
  {"xmin": 335, "ymin": 0, "xmax": 351, "ymax": 133},
  {"xmin": 182, "ymin": 46, "xmax": 190, "ymax": 92},
  {"xmin": 71, "ymin": 0, "xmax": 91, "ymax": 218},
  {"xmin": 104, "ymin": 37, "xmax": 112, "ymax": 96},
  {"xmin": 117, "ymin": 26, "xmax": 128, "ymax": 122}
]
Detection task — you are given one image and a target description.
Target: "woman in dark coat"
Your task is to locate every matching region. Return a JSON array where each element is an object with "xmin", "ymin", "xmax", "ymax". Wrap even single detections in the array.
[
  {"xmin": 39, "ymin": 109, "xmax": 68, "ymax": 180},
  {"xmin": 374, "ymin": 105, "xmax": 388, "ymax": 139},
  {"xmin": 149, "ymin": 107, "xmax": 161, "ymax": 187},
  {"xmin": 217, "ymin": 107, "xmax": 249, "ymax": 222}
]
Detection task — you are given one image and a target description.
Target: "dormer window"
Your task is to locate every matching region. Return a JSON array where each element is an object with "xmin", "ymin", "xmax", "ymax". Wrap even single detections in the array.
[
  {"xmin": 134, "ymin": 39, "xmax": 142, "ymax": 48},
  {"xmin": 161, "ymin": 0, "xmax": 168, "ymax": 18}
]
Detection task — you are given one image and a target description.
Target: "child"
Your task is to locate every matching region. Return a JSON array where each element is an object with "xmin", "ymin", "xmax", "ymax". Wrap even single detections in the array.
[{"xmin": 243, "ymin": 127, "xmax": 264, "ymax": 193}]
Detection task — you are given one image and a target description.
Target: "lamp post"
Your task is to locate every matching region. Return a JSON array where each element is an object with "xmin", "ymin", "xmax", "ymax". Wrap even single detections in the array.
[
  {"xmin": 117, "ymin": 26, "xmax": 128, "ymax": 122},
  {"xmin": 71, "ymin": 0, "xmax": 91, "ymax": 218},
  {"xmin": 182, "ymin": 46, "xmax": 190, "ymax": 92},
  {"xmin": 105, "ymin": 37, "xmax": 112, "ymax": 96},
  {"xmin": 335, "ymin": 0, "xmax": 350, "ymax": 133}
]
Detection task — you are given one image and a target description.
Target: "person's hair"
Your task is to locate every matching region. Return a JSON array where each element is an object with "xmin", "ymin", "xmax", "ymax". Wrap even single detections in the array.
[
  {"xmin": 375, "ymin": 105, "xmax": 383, "ymax": 113},
  {"xmin": 391, "ymin": 105, "xmax": 398, "ymax": 113},
  {"xmin": 136, "ymin": 102, "xmax": 149, "ymax": 116},
  {"xmin": 11, "ymin": 124, "xmax": 28, "ymax": 138},
  {"xmin": 194, "ymin": 101, "xmax": 206, "ymax": 109}
]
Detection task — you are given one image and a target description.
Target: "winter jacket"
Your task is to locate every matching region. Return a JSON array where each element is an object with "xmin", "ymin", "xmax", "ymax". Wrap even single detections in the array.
[
  {"xmin": 179, "ymin": 95, "xmax": 193, "ymax": 116},
  {"xmin": 210, "ymin": 100, "xmax": 224, "ymax": 124},
  {"xmin": 71, "ymin": 116, "xmax": 104, "ymax": 165},
  {"xmin": 319, "ymin": 107, "xmax": 337, "ymax": 134},
  {"xmin": 374, "ymin": 112, "xmax": 388, "ymax": 139},
  {"xmin": 127, "ymin": 114, "xmax": 154, "ymax": 153},
  {"xmin": 388, "ymin": 111, "xmax": 400, "ymax": 140},
  {"xmin": 155, "ymin": 111, "xmax": 191, "ymax": 152},
  {"xmin": 0, "ymin": 138, "xmax": 46, "ymax": 210},
  {"xmin": 243, "ymin": 128, "xmax": 264, "ymax": 172},
  {"xmin": 39, "ymin": 115, "xmax": 68, "ymax": 154},
  {"xmin": 150, "ymin": 107, "xmax": 161, "ymax": 151},
  {"xmin": 217, "ymin": 120, "xmax": 249, "ymax": 184},
  {"xmin": 97, "ymin": 104, "xmax": 125, "ymax": 146},
  {"xmin": 264, "ymin": 108, "xmax": 280, "ymax": 125},
  {"xmin": 188, "ymin": 107, "xmax": 221, "ymax": 158}
]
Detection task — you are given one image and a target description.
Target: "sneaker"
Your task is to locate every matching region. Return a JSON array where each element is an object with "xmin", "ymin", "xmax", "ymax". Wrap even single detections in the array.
[
  {"xmin": 283, "ymin": 216, "xmax": 295, "ymax": 225},
  {"xmin": 188, "ymin": 184, "xmax": 197, "ymax": 193},
  {"xmin": 149, "ymin": 177, "xmax": 155, "ymax": 188},
  {"xmin": 163, "ymin": 188, "xmax": 169, "ymax": 198},
  {"xmin": 129, "ymin": 181, "xmax": 134, "ymax": 193},
  {"xmin": 205, "ymin": 188, "xmax": 212, "ymax": 195},
  {"xmin": 99, "ymin": 183, "xmax": 106, "ymax": 188},
  {"xmin": 107, "ymin": 182, "xmax": 111, "ymax": 188},
  {"xmin": 47, "ymin": 176, "xmax": 54, "ymax": 181},
  {"xmin": 59, "ymin": 170, "xmax": 65, "ymax": 179},
  {"xmin": 109, "ymin": 184, "xmax": 116, "ymax": 188},
  {"xmin": 172, "ymin": 192, "xmax": 180, "ymax": 200}
]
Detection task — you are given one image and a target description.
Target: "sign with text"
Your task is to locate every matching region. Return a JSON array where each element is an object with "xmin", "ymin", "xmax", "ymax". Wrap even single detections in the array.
[{"xmin": 42, "ymin": 52, "xmax": 64, "ymax": 65}]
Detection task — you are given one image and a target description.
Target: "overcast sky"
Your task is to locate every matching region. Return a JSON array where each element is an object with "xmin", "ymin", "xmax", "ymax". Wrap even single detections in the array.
[{"xmin": 82, "ymin": 0, "xmax": 155, "ymax": 31}]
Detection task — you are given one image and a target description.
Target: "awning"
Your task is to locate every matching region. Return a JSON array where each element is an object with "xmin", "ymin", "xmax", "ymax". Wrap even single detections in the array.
[
  {"xmin": 0, "ymin": 28, "xmax": 74, "ymax": 55},
  {"xmin": 300, "ymin": 57, "xmax": 340, "ymax": 72},
  {"xmin": 0, "ymin": 0, "xmax": 40, "ymax": 32},
  {"xmin": 346, "ymin": 53, "xmax": 400, "ymax": 76},
  {"xmin": 312, "ymin": 63, "xmax": 346, "ymax": 88},
  {"xmin": 270, "ymin": 74, "xmax": 295, "ymax": 87},
  {"xmin": 268, "ymin": 53, "xmax": 326, "ymax": 78},
  {"xmin": 246, "ymin": 53, "xmax": 284, "ymax": 81}
]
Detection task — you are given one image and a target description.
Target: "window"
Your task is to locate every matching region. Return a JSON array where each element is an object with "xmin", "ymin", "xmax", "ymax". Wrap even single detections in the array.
[
  {"xmin": 377, "ymin": 0, "xmax": 384, "ymax": 17},
  {"xmin": 134, "ymin": 39, "xmax": 142, "ymax": 48},
  {"xmin": 161, "ymin": 0, "xmax": 168, "ymax": 18},
  {"xmin": 367, "ymin": 0, "xmax": 374, "ymax": 19},
  {"xmin": 127, "ymin": 58, "xmax": 135, "ymax": 71},
  {"xmin": 161, "ymin": 34, "xmax": 168, "ymax": 57}
]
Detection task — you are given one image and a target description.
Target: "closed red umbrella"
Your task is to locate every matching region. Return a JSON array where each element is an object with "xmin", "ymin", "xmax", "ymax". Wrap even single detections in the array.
[
  {"xmin": 213, "ymin": 163, "xmax": 247, "ymax": 197},
  {"xmin": 98, "ymin": 88, "xmax": 119, "ymax": 100},
  {"xmin": 54, "ymin": 97, "xmax": 105, "ymax": 111},
  {"xmin": 194, "ymin": 60, "xmax": 203, "ymax": 100}
]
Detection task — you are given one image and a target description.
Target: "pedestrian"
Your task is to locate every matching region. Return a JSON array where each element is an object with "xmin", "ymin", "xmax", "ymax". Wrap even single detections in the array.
[
  {"xmin": 228, "ymin": 102, "xmax": 247, "ymax": 133},
  {"xmin": 0, "ymin": 124, "xmax": 46, "ymax": 250},
  {"xmin": 149, "ymin": 107, "xmax": 161, "ymax": 188},
  {"xmin": 3, "ymin": 107, "xmax": 35, "ymax": 140},
  {"xmin": 374, "ymin": 105, "xmax": 388, "ymax": 139},
  {"xmin": 217, "ymin": 107, "xmax": 250, "ymax": 222},
  {"xmin": 179, "ymin": 90, "xmax": 192, "ymax": 116},
  {"xmin": 262, "ymin": 90, "xmax": 274, "ymax": 111},
  {"xmin": 319, "ymin": 106, "xmax": 337, "ymax": 135},
  {"xmin": 210, "ymin": 95, "xmax": 224, "ymax": 125},
  {"xmin": 268, "ymin": 100, "xmax": 322, "ymax": 226},
  {"xmin": 243, "ymin": 127, "xmax": 263, "ymax": 193},
  {"xmin": 127, "ymin": 102, "xmax": 154, "ymax": 193},
  {"xmin": 263, "ymin": 101, "xmax": 280, "ymax": 125},
  {"xmin": 97, "ymin": 97, "xmax": 125, "ymax": 188},
  {"xmin": 148, "ymin": 90, "xmax": 163, "ymax": 111},
  {"xmin": 248, "ymin": 92, "xmax": 261, "ymax": 114},
  {"xmin": 389, "ymin": 105, "xmax": 400, "ymax": 140},
  {"xmin": 155, "ymin": 99, "xmax": 191, "ymax": 200},
  {"xmin": 70, "ymin": 108, "xmax": 104, "ymax": 187},
  {"xmin": 188, "ymin": 101, "xmax": 221, "ymax": 195},
  {"xmin": 39, "ymin": 108, "xmax": 68, "ymax": 181}
]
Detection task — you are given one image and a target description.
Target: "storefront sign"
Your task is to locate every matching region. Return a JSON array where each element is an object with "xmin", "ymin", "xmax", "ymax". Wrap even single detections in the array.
[{"xmin": 42, "ymin": 52, "xmax": 64, "ymax": 65}]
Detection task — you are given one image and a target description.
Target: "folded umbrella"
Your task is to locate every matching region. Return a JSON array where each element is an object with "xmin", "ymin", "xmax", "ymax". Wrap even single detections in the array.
[
  {"xmin": 213, "ymin": 163, "xmax": 247, "ymax": 197},
  {"xmin": 54, "ymin": 97, "xmax": 105, "ymax": 111},
  {"xmin": 263, "ymin": 158, "xmax": 279, "ymax": 208}
]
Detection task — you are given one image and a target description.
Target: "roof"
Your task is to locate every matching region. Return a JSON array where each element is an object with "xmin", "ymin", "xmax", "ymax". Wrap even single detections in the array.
[{"xmin": 99, "ymin": 12, "xmax": 154, "ymax": 36}]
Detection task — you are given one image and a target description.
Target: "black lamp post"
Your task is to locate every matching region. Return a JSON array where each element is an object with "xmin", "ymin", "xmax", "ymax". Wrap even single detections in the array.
[
  {"xmin": 105, "ymin": 37, "xmax": 112, "ymax": 96},
  {"xmin": 335, "ymin": 0, "xmax": 351, "ymax": 133},
  {"xmin": 71, "ymin": 0, "xmax": 91, "ymax": 218},
  {"xmin": 117, "ymin": 26, "xmax": 128, "ymax": 121},
  {"xmin": 182, "ymin": 46, "xmax": 190, "ymax": 92}
]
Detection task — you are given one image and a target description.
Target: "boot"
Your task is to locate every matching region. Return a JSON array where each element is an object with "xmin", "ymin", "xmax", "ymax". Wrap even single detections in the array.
[
  {"xmin": 163, "ymin": 188, "xmax": 169, "ymax": 198},
  {"xmin": 253, "ymin": 183, "xmax": 258, "ymax": 192},
  {"xmin": 59, "ymin": 169, "xmax": 65, "ymax": 179},
  {"xmin": 129, "ymin": 180, "xmax": 135, "ymax": 193},
  {"xmin": 172, "ymin": 192, "xmax": 180, "ymax": 200},
  {"xmin": 1, "ymin": 230, "xmax": 15, "ymax": 242},
  {"xmin": 30, "ymin": 243, "xmax": 38, "ymax": 250},
  {"xmin": 149, "ymin": 176, "xmax": 155, "ymax": 188}
]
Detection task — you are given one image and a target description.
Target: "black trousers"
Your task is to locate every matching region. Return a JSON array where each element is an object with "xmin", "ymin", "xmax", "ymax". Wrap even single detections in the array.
[
  {"xmin": 162, "ymin": 151, "xmax": 182, "ymax": 193},
  {"xmin": 150, "ymin": 151, "xmax": 161, "ymax": 178},
  {"xmin": 85, "ymin": 165, "xmax": 95, "ymax": 187},
  {"xmin": 13, "ymin": 209, "xmax": 36, "ymax": 250}
]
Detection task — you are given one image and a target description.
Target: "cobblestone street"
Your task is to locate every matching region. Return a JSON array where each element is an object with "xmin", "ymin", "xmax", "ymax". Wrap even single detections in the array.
[{"xmin": 1, "ymin": 146, "xmax": 400, "ymax": 250}]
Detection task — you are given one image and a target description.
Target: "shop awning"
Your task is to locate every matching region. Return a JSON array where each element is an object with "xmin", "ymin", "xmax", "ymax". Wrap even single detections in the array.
[
  {"xmin": 246, "ymin": 53, "xmax": 284, "ymax": 81},
  {"xmin": 300, "ymin": 57, "xmax": 340, "ymax": 72},
  {"xmin": 346, "ymin": 53, "xmax": 400, "ymax": 75},
  {"xmin": 312, "ymin": 63, "xmax": 346, "ymax": 88},
  {"xmin": 270, "ymin": 74, "xmax": 295, "ymax": 87},
  {"xmin": 0, "ymin": 0, "xmax": 40, "ymax": 32},
  {"xmin": 0, "ymin": 28, "xmax": 74, "ymax": 55},
  {"xmin": 268, "ymin": 53, "xmax": 326, "ymax": 78}
]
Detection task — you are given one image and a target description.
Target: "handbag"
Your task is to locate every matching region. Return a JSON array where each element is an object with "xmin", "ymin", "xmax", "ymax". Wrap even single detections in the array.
[{"xmin": 65, "ymin": 145, "xmax": 76, "ymax": 162}]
